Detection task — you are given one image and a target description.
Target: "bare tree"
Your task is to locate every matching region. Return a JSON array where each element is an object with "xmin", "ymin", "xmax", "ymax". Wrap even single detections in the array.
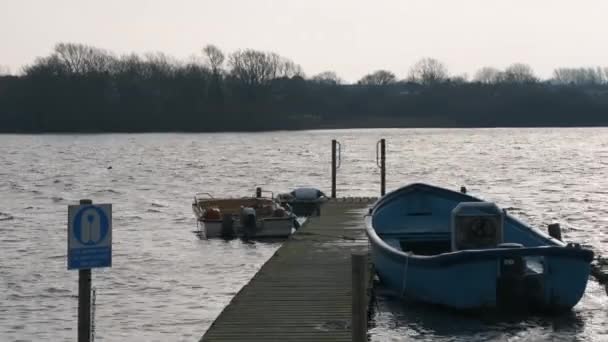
[
  {"xmin": 408, "ymin": 58, "xmax": 448, "ymax": 85},
  {"xmin": 503, "ymin": 63, "xmax": 537, "ymax": 83},
  {"xmin": 262, "ymin": 53, "xmax": 304, "ymax": 79},
  {"xmin": 277, "ymin": 59, "xmax": 304, "ymax": 78},
  {"xmin": 53, "ymin": 42, "xmax": 116, "ymax": 74},
  {"xmin": 553, "ymin": 67, "xmax": 605, "ymax": 85},
  {"xmin": 228, "ymin": 49, "xmax": 299, "ymax": 86},
  {"xmin": 23, "ymin": 55, "xmax": 68, "ymax": 76},
  {"xmin": 142, "ymin": 52, "xmax": 178, "ymax": 78},
  {"xmin": 311, "ymin": 71, "xmax": 342, "ymax": 85},
  {"xmin": 113, "ymin": 54, "xmax": 143, "ymax": 75},
  {"xmin": 474, "ymin": 67, "xmax": 503, "ymax": 84},
  {"xmin": 203, "ymin": 44, "xmax": 225, "ymax": 75},
  {"xmin": 229, "ymin": 49, "xmax": 273, "ymax": 86},
  {"xmin": 358, "ymin": 70, "xmax": 396, "ymax": 86}
]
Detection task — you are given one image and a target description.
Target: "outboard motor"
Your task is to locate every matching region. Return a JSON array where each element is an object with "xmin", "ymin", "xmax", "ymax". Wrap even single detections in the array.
[
  {"xmin": 496, "ymin": 243, "xmax": 545, "ymax": 311},
  {"xmin": 451, "ymin": 202, "xmax": 504, "ymax": 251},
  {"xmin": 495, "ymin": 242, "xmax": 526, "ymax": 309},
  {"xmin": 240, "ymin": 207, "xmax": 257, "ymax": 239},
  {"xmin": 220, "ymin": 213, "xmax": 235, "ymax": 239},
  {"xmin": 452, "ymin": 203, "xmax": 545, "ymax": 310}
]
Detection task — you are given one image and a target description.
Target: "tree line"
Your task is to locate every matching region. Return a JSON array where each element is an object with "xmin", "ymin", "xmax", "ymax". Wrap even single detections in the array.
[{"xmin": 1, "ymin": 42, "xmax": 607, "ymax": 132}]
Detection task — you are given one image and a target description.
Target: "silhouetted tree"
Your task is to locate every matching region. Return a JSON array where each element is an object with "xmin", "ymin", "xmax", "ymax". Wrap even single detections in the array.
[
  {"xmin": 503, "ymin": 63, "xmax": 537, "ymax": 83},
  {"xmin": 474, "ymin": 67, "xmax": 503, "ymax": 84},
  {"xmin": 50, "ymin": 43, "xmax": 116, "ymax": 74},
  {"xmin": 277, "ymin": 60, "xmax": 304, "ymax": 78},
  {"xmin": 228, "ymin": 49, "xmax": 298, "ymax": 87},
  {"xmin": 203, "ymin": 44, "xmax": 225, "ymax": 76},
  {"xmin": 311, "ymin": 71, "xmax": 342, "ymax": 85},
  {"xmin": 358, "ymin": 70, "xmax": 396, "ymax": 85},
  {"xmin": 408, "ymin": 58, "xmax": 448, "ymax": 85},
  {"xmin": 141, "ymin": 52, "xmax": 178, "ymax": 78},
  {"xmin": 3, "ymin": 42, "xmax": 608, "ymax": 133},
  {"xmin": 23, "ymin": 55, "xmax": 68, "ymax": 77},
  {"xmin": 552, "ymin": 67, "xmax": 605, "ymax": 85}
]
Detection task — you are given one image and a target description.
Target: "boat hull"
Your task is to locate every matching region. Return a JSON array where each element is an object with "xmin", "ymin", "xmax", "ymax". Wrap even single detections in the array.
[
  {"xmin": 367, "ymin": 183, "xmax": 594, "ymax": 311},
  {"xmin": 370, "ymin": 238, "xmax": 592, "ymax": 310},
  {"xmin": 192, "ymin": 196, "xmax": 296, "ymax": 239},
  {"xmin": 200, "ymin": 217, "xmax": 295, "ymax": 238}
]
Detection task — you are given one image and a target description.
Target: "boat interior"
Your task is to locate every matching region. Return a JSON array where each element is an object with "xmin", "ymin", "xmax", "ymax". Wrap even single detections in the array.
[
  {"xmin": 371, "ymin": 185, "xmax": 558, "ymax": 258},
  {"xmin": 196, "ymin": 197, "xmax": 280, "ymax": 216}
]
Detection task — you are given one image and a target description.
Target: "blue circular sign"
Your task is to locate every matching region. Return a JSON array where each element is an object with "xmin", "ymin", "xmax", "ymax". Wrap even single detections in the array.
[{"xmin": 73, "ymin": 206, "xmax": 109, "ymax": 246}]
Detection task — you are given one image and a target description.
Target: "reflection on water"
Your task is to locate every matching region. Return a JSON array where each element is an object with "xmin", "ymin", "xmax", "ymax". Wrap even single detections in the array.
[{"xmin": 371, "ymin": 280, "xmax": 606, "ymax": 341}]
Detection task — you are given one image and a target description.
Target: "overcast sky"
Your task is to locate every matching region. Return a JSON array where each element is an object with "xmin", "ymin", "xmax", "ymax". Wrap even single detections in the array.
[{"xmin": 2, "ymin": 0, "xmax": 607, "ymax": 81}]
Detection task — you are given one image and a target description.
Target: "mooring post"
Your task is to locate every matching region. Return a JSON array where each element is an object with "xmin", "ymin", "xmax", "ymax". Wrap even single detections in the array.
[
  {"xmin": 331, "ymin": 139, "xmax": 337, "ymax": 198},
  {"xmin": 78, "ymin": 199, "xmax": 93, "ymax": 342},
  {"xmin": 548, "ymin": 223, "xmax": 562, "ymax": 241},
  {"xmin": 380, "ymin": 139, "xmax": 386, "ymax": 196},
  {"xmin": 352, "ymin": 253, "xmax": 367, "ymax": 342},
  {"xmin": 256, "ymin": 187, "xmax": 262, "ymax": 198}
]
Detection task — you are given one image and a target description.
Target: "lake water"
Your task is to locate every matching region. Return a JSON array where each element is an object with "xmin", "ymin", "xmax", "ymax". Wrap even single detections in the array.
[{"xmin": 1, "ymin": 128, "xmax": 607, "ymax": 341}]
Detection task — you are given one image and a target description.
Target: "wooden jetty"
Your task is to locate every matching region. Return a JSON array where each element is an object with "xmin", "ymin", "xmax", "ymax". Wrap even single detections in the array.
[{"xmin": 201, "ymin": 198, "xmax": 377, "ymax": 342}]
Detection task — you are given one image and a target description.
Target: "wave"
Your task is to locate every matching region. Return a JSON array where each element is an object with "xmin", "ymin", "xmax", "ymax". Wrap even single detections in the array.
[
  {"xmin": 94, "ymin": 189, "xmax": 121, "ymax": 195},
  {"xmin": 0, "ymin": 212, "xmax": 15, "ymax": 221}
]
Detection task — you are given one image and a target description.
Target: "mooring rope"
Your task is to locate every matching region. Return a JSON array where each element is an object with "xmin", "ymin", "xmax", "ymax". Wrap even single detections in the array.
[{"xmin": 400, "ymin": 253, "xmax": 410, "ymax": 297}]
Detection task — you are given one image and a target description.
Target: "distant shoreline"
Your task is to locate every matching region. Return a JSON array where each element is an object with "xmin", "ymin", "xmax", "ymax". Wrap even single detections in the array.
[
  {"xmin": 2, "ymin": 122, "xmax": 608, "ymax": 134},
  {"xmin": 3, "ymin": 43, "xmax": 608, "ymax": 134}
]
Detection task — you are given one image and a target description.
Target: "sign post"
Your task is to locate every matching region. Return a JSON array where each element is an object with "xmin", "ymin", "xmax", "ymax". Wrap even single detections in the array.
[{"xmin": 68, "ymin": 199, "xmax": 112, "ymax": 342}]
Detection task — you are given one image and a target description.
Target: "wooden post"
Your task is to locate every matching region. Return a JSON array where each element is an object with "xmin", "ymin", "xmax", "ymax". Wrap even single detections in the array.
[
  {"xmin": 352, "ymin": 253, "xmax": 367, "ymax": 342},
  {"xmin": 78, "ymin": 199, "xmax": 92, "ymax": 342},
  {"xmin": 380, "ymin": 139, "xmax": 386, "ymax": 196},
  {"xmin": 331, "ymin": 140, "xmax": 337, "ymax": 198},
  {"xmin": 548, "ymin": 223, "xmax": 562, "ymax": 241},
  {"xmin": 256, "ymin": 187, "xmax": 262, "ymax": 198},
  {"xmin": 460, "ymin": 186, "xmax": 467, "ymax": 194}
]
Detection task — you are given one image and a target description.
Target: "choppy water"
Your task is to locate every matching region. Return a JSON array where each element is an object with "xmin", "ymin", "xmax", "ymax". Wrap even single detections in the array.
[{"xmin": 1, "ymin": 128, "xmax": 607, "ymax": 341}]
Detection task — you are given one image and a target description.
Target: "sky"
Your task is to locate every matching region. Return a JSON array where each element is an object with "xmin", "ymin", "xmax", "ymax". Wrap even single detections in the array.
[{"xmin": 1, "ymin": 0, "xmax": 608, "ymax": 82}]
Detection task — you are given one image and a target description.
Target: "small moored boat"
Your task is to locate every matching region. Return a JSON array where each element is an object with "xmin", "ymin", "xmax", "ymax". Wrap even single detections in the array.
[
  {"xmin": 366, "ymin": 183, "xmax": 594, "ymax": 311},
  {"xmin": 193, "ymin": 193, "xmax": 297, "ymax": 239},
  {"xmin": 277, "ymin": 187, "xmax": 328, "ymax": 216}
]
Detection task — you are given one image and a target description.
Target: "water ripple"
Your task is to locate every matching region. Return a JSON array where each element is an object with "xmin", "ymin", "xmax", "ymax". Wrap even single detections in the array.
[{"xmin": 1, "ymin": 128, "xmax": 608, "ymax": 341}]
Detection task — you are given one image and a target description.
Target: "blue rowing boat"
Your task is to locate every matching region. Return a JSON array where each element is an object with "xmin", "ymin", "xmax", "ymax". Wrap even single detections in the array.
[{"xmin": 366, "ymin": 183, "xmax": 594, "ymax": 311}]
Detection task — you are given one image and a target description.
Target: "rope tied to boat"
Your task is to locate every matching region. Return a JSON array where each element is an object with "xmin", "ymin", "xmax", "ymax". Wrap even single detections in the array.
[{"xmin": 400, "ymin": 252, "xmax": 412, "ymax": 297}]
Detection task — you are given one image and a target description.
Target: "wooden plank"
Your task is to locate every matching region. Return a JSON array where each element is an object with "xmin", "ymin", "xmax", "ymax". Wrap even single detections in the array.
[{"xmin": 200, "ymin": 200, "xmax": 373, "ymax": 342}]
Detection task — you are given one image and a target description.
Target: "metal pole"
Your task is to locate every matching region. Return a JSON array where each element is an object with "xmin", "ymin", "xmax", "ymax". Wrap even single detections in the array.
[
  {"xmin": 380, "ymin": 139, "xmax": 386, "ymax": 196},
  {"xmin": 331, "ymin": 140, "xmax": 337, "ymax": 198},
  {"xmin": 78, "ymin": 199, "xmax": 92, "ymax": 342},
  {"xmin": 352, "ymin": 253, "xmax": 367, "ymax": 342}
]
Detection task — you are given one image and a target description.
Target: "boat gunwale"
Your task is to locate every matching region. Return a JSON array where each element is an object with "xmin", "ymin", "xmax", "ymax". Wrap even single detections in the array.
[
  {"xmin": 192, "ymin": 196, "xmax": 294, "ymax": 218},
  {"xmin": 365, "ymin": 183, "xmax": 593, "ymax": 267}
]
